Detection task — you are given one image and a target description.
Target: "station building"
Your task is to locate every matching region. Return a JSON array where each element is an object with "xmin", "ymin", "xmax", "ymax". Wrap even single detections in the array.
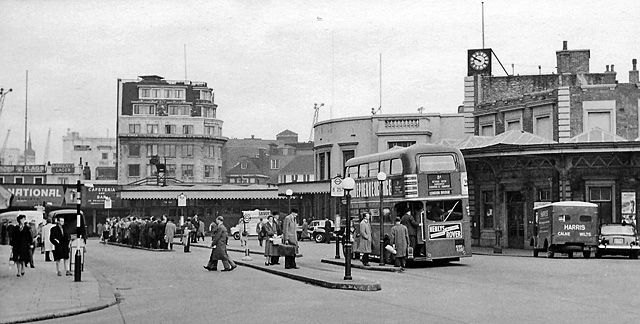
[{"xmin": 457, "ymin": 41, "xmax": 640, "ymax": 248}]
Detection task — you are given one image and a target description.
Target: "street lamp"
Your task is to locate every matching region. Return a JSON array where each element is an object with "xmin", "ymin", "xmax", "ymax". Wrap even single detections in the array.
[
  {"xmin": 342, "ymin": 177, "xmax": 355, "ymax": 280},
  {"xmin": 285, "ymin": 189, "xmax": 293, "ymax": 212},
  {"xmin": 377, "ymin": 171, "xmax": 387, "ymax": 266}
]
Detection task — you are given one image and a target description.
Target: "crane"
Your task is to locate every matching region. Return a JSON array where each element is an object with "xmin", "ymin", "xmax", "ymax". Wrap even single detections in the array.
[
  {"xmin": 43, "ymin": 127, "xmax": 51, "ymax": 164},
  {"xmin": 0, "ymin": 129, "xmax": 10, "ymax": 164},
  {"xmin": 308, "ymin": 103, "xmax": 324, "ymax": 142},
  {"xmin": 0, "ymin": 88, "xmax": 12, "ymax": 121}
]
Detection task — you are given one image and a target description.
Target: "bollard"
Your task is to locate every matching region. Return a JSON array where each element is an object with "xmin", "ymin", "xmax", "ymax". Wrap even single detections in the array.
[{"xmin": 74, "ymin": 249, "xmax": 81, "ymax": 282}]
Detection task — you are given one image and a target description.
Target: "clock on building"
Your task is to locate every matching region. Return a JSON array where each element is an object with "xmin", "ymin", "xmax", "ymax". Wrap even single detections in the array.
[{"xmin": 467, "ymin": 48, "xmax": 492, "ymax": 76}]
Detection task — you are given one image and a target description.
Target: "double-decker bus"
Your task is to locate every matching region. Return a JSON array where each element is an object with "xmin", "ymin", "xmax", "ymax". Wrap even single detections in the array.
[{"xmin": 344, "ymin": 143, "xmax": 471, "ymax": 262}]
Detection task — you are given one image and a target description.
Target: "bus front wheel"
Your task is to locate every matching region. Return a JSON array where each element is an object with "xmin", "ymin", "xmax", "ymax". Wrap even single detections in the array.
[{"xmin": 547, "ymin": 250, "xmax": 554, "ymax": 258}]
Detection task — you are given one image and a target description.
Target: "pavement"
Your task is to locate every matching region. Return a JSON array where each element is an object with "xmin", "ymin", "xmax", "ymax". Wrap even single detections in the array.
[
  {"xmin": 0, "ymin": 242, "xmax": 117, "ymax": 324},
  {"xmin": 0, "ymin": 236, "xmax": 535, "ymax": 323}
]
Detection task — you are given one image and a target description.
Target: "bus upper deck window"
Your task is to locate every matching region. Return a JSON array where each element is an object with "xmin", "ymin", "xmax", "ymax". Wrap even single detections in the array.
[
  {"xmin": 419, "ymin": 155, "xmax": 456, "ymax": 172},
  {"xmin": 390, "ymin": 158, "xmax": 402, "ymax": 175}
]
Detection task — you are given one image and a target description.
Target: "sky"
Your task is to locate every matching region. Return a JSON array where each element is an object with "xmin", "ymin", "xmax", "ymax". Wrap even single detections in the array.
[{"xmin": 1, "ymin": 0, "xmax": 639, "ymax": 163}]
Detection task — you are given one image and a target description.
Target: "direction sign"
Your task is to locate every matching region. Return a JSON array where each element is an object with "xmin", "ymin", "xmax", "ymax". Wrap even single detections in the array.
[
  {"xmin": 104, "ymin": 197, "xmax": 112, "ymax": 209},
  {"xmin": 177, "ymin": 193, "xmax": 187, "ymax": 207},
  {"xmin": 331, "ymin": 176, "xmax": 345, "ymax": 197},
  {"xmin": 243, "ymin": 213, "xmax": 251, "ymax": 223}
]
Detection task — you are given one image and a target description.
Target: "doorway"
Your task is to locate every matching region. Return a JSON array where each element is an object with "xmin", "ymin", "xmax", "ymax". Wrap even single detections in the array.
[
  {"xmin": 506, "ymin": 191, "xmax": 525, "ymax": 249},
  {"xmin": 588, "ymin": 186, "xmax": 614, "ymax": 225}
]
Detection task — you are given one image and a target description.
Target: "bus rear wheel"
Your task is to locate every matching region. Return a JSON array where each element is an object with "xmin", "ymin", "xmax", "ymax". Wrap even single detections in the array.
[{"xmin": 547, "ymin": 250, "xmax": 554, "ymax": 258}]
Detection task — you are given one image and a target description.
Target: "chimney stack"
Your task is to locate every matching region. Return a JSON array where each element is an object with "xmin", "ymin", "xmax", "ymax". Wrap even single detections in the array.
[
  {"xmin": 611, "ymin": 64, "xmax": 615, "ymax": 72},
  {"xmin": 563, "ymin": 41, "xmax": 568, "ymax": 50},
  {"xmin": 630, "ymin": 59, "xmax": 639, "ymax": 83},
  {"xmin": 606, "ymin": 65, "xmax": 609, "ymax": 72}
]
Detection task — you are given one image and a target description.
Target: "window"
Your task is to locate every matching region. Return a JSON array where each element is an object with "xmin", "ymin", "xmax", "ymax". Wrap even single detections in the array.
[
  {"xmin": 34, "ymin": 177, "xmax": 43, "ymax": 184},
  {"xmin": 202, "ymin": 107, "xmax": 216, "ymax": 118},
  {"xmin": 102, "ymin": 153, "xmax": 108, "ymax": 160},
  {"xmin": 0, "ymin": 177, "xmax": 3, "ymax": 184},
  {"xmin": 206, "ymin": 146, "xmax": 215, "ymax": 158},
  {"xmin": 129, "ymin": 144, "xmax": 140, "ymax": 157},
  {"xmin": 537, "ymin": 188, "xmax": 551, "ymax": 202},
  {"xmin": 14, "ymin": 177, "xmax": 23, "ymax": 184},
  {"xmin": 358, "ymin": 164, "xmax": 368, "ymax": 178},
  {"xmin": 480, "ymin": 124, "xmax": 494, "ymax": 136},
  {"xmin": 583, "ymin": 100, "xmax": 615, "ymax": 133},
  {"xmin": 270, "ymin": 159, "xmax": 280, "ymax": 169},
  {"xmin": 200, "ymin": 90, "xmax": 212, "ymax": 100},
  {"xmin": 418, "ymin": 155, "xmax": 457, "ymax": 172},
  {"xmin": 139, "ymin": 88, "xmax": 150, "ymax": 98},
  {"xmin": 205, "ymin": 165, "xmax": 215, "ymax": 178},
  {"xmin": 388, "ymin": 141, "xmax": 415, "ymax": 149},
  {"xmin": 182, "ymin": 164, "xmax": 194, "ymax": 178},
  {"xmin": 205, "ymin": 126, "xmax": 215, "ymax": 135},
  {"xmin": 129, "ymin": 124, "xmax": 141, "ymax": 134},
  {"xmin": 534, "ymin": 115, "xmax": 552, "ymax": 140},
  {"xmin": 152, "ymin": 89, "xmax": 161, "ymax": 98},
  {"xmin": 58, "ymin": 177, "xmax": 67, "ymax": 184},
  {"xmin": 368, "ymin": 162, "xmax": 379, "ymax": 177},
  {"xmin": 128, "ymin": 164, "xmax": 140, "ymax": 177},
  {"xmin": 348, "ymin": 166, "xmax": 358, "ymax": 178},
  {"xmin": 483, "ymin": 191, "xmax": 494, "ymax": 228},
  {"xmin": 342, "ymin": 150, "xmax": 355, "ymax": 173},
  {"xmin": 164, "ymin": 89, "xmax": 172, "ymax": 98},
  {"xmin": 589, "ymin": 187, "xmax": 612, "ymax": 201},
  {"xmin": 112, "ymin": 153, "xmax": 117, "ymax": 160},
  {"xmin": 181, "ymin": 145, "xmax": 193, "ymax": 157},
  {"xmin": 390, "ymin": 158, "xmax": 402, "ymax": 175},
  {"xmin": 166, "ymin": 164, "xmax": 176, "ymax": 177},
  {"xmin": 183, "ymin": 125, "xmax": 193, "ymax": 134},
  {"xmin": 163, "ymin": 144, "xmax": 176, "ymax": 157},
  {"xmin": 168, "ymin": 105, "xmax": 190, "ymax": 116},
  {"xmin": 74, "ymin": 145, "xmax": 91, "ymax": 151},
  {"xmin": 174, "ymin": 89, "xmax": 185, "ymax": 99},
  {"xmin": 133, "ymin": 104, "xmax": 155, "ymax": 115},
  {"xmin": 146, "ymin": 144, "xmax": 158, "ymax": 157},
  {"xmin": 147, "ymin": 124, "xmax": 159, "ymax": 134},
  {"xmin": 506, "ymin": 120, "xmax": 521, "ymax": 131},
  {"xmin": 240, "ymin": 162, "xmax": 247, "ymax": 169},
  {"xmin": 318, "ymin": 153, "xmax": 326, "ymax": 180},
  {"xmin": 165, "ymin": 124, "xmax": 176, "ymax": 134}
]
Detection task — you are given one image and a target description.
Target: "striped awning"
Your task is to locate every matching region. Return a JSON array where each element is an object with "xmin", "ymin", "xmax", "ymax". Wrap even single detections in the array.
[{"xmin": 120, "ymin": 189, "xmax": 282, "ymax": 200}]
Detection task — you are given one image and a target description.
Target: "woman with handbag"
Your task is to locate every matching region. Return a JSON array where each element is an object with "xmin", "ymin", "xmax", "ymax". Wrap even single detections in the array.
[
  {"xmin": 263, "ymin": 214, "xmax": 279, "ymax": 266},
  {"xmin": 11, "ymin": 215, "xmax": 33, "ymax": 277}
]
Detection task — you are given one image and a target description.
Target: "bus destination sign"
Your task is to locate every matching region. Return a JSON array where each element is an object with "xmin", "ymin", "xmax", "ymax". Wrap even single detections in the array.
[{"xmin": 427, "ymin": 173, "xmax": 451, "ymax": 196}]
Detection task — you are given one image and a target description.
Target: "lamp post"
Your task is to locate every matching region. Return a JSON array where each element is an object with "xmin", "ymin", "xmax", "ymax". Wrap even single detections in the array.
[
  {"xmin": 342, "ymin": 177, "xmax": 355, "ymax": 280},
  {"xmin": 74, "ymin": 180, "xmax": 82, "ymax": 282},
  {"xmin": 377, "ymin": 171, "xmax": 387, "ymax": 266},
  {"xmin": 285, "ymin": 189, "xmax": 293, "ymax": 212}
]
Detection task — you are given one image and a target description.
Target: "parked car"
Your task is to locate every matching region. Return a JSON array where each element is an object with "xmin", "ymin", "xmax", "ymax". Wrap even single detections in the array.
[
  {"xmin": 309, "ymin": 219, "xmax": 334, "ymax": 243},
  {"xmin": 596, "ymin": 223, "xmax": 640, "ymax": 259}
]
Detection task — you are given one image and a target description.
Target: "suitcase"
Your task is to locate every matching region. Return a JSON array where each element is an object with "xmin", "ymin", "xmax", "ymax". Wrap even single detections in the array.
[{"xmin": 277, "ymin": 244, "xmax": 297, "ymax": 256}]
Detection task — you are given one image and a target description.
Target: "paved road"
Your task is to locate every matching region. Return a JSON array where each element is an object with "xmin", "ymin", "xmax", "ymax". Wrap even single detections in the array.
[{"xmin": 39, "ymin": 240, "xmax": 640, "ymax": 324}]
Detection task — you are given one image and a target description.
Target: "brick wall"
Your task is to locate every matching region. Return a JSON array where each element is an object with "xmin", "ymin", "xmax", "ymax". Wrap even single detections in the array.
[{"xmin": 479, "ymin": 75, "xmax": 559, "ymax": 107}]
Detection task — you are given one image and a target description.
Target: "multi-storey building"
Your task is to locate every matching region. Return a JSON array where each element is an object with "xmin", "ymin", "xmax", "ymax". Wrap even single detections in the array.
[
  {"xmin": 62, "ymin": 130, "xmax": 116, "ymax": 181},
  {"xmin": 453, "ymin": 41, "xmax": 640, "ymax": 248},
  {"xmin": 116, "ymin": 75, "xmax": 226, "ymax": 184}
]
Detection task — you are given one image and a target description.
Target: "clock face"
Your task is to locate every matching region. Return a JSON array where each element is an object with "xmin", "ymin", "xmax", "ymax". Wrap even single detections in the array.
[{"xmin": 470, "ymin": 51, "xmax": 490, "ymax": 70}]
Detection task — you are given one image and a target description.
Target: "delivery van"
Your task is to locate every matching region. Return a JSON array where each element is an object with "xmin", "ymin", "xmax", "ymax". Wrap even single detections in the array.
[
  {"xmin": 230, "ymin": 209, "xmax": 271, "ymax": 240},
  {"xmin": 532, "ymin": 201, "xmax": 599, "ymax": 258}
]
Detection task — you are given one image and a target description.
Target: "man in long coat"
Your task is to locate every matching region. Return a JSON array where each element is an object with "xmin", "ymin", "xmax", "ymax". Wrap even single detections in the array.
[
  {"xmin": 355, "ymin": 213, "xmax": 372, "ymax": 266},
  {"xmin": 390, "ymin": 217, "xmax": 409, "ymax": 269},
  {"xmin": 164, "ymin": 218, "xmax": 176, "ymax": 250},
  {"xmin": 400, "ymin": 210, "xmax": 419, "ymax": 258},
  {"xmin": 208, "ymin": 216, "xmax": 236, "ymax": 272},
  {"xmin": 42, "ymin": 218, "xmax": 54, "ymax": 262},
  {"xmin": 282, "ymin": 209, "xmax": 299, "ymax": 269}
]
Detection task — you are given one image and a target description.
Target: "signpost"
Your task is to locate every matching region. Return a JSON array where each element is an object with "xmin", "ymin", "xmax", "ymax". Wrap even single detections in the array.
[
  {"xmin": 331, "ymin": 176, "xmax": 344, "ymax": 259},
  {"xmin": 178, "ymin": 193, "xmax": 189, "ymax": 252},
  {"xmin": 104, "ymin": 196, "xmax": 112, "ymax": 223},
  {"xmin": 241, "ymin": 211, "xmax": 252, "ymax": 261}
]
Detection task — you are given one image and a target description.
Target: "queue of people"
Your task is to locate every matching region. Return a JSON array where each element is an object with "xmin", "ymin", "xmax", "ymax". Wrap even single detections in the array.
[{"xmin": 101, "ymin": 215, "xmax": 178, "ymax": 250}]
